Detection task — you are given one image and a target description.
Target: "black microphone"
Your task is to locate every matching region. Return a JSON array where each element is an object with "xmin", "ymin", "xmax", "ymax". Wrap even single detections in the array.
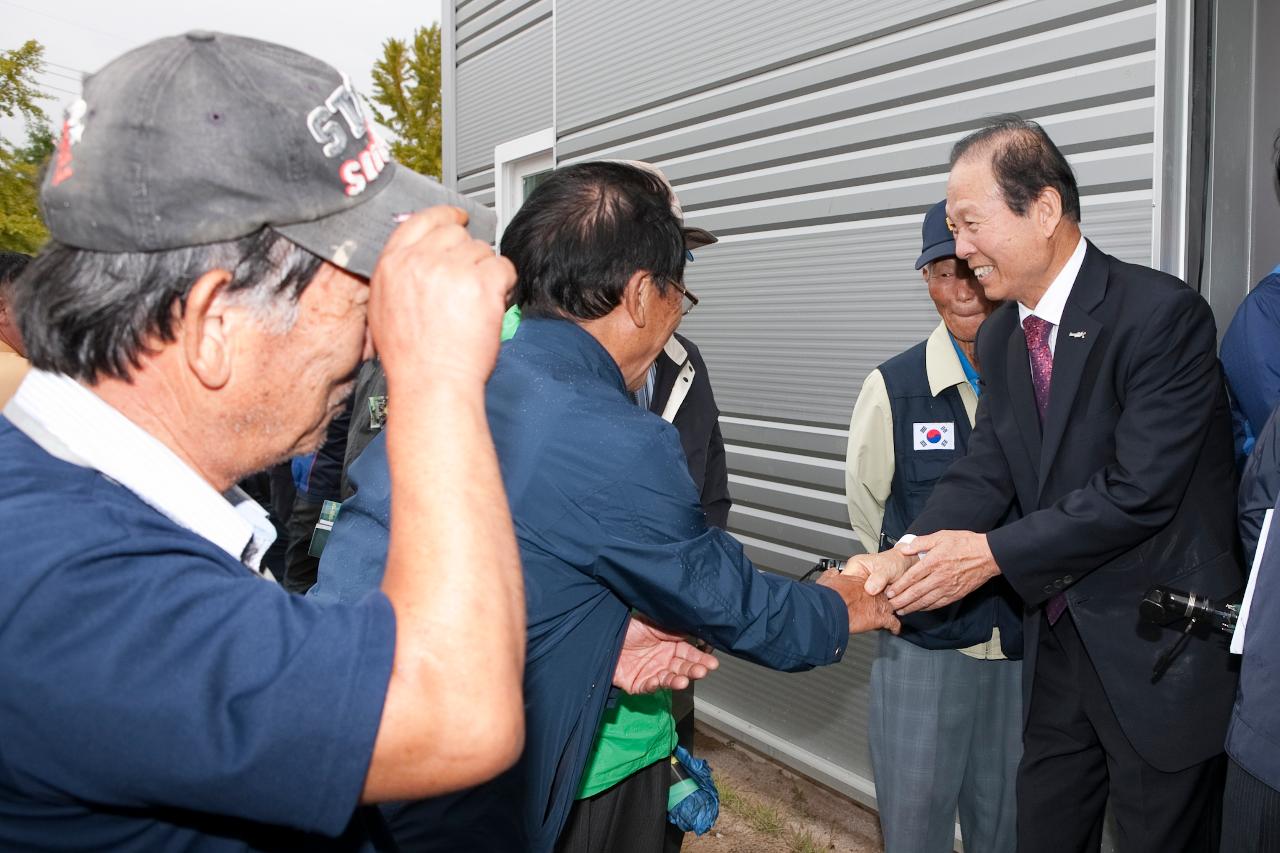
[{"xmin": 1140, "ymin": 586, "xmax": 1238, "ymax": 635}]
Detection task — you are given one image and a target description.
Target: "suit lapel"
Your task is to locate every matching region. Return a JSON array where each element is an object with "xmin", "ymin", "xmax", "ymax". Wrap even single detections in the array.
[
  {"xmin": 1006, "ymin": 323, "xmax": 1042, "ymax": 470},
  {"xmin": 1037, "ymin": 242, "xmax": 1108, "ymax": 497}
]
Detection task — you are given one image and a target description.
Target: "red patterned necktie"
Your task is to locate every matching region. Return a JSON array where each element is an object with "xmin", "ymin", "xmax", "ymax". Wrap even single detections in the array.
[
  {"xmin": 1022, "ymin": 316, "xmax": 1054, "ymax": 423},
  {"xmin": 1022, "ymin": 315, "xmax": 1068, "ymax": 624}
]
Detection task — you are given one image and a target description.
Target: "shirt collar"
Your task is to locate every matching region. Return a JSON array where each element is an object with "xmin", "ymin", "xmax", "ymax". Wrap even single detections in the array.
[
  {"xmin": 1017, "ymin": 235, "xmax": 1087, "ymax": 327},
  {"xmin": 4, "ymin": 370, "xmax": 271, "ymax": 570},
  {"xmin": 925, "ymin": 321, "xmax": 970, "ymax": 397}
]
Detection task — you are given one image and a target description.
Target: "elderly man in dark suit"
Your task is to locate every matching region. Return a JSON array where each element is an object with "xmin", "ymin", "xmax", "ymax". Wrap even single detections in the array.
[{"xmin": 855, "ymin": 116, "xmax": 1241, "ymax": 852}]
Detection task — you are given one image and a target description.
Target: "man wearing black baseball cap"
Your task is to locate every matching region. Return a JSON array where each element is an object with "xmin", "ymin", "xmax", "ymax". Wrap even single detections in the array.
[
  {"xmin": 0, "ymin": 32, "xmax": 709, "ymax": 851},
  {"xmin": 844, "ymin": 200, "xmax": 1020, "ymax": 853}
]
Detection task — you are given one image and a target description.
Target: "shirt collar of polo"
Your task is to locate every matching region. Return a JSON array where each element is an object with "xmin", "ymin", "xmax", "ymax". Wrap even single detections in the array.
[
  {"xmin": 4, "ymin": 369, "xmax": 271, "ymax": 570},
  {"xmin": 1017, "ymin": 235, "xmax": 1086, "ymax": 328},
  {"xmin": 925, "ymin": 320, "xmax": 971, "ymax": 398}
]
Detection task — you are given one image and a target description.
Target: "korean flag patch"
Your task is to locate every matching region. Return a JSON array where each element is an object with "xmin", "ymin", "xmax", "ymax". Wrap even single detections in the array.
[{"xmin": 914, "ymin": 422, "xmax": 953, "ymax": 450}]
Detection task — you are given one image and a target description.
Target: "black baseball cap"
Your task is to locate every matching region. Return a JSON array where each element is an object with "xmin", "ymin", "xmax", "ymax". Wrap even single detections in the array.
[
  {"xmin": 40, "ymin": 31, "xmax": 494, "ymax": 278},
  {"xmin": 914, "ymin": 200, "xmax": 956, "ymax": 270}
]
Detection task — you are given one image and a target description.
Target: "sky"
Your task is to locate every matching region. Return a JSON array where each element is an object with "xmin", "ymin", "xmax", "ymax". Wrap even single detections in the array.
[{"xmin": 0, "ymin": 0, "xmax": 441, "ymax": 143}]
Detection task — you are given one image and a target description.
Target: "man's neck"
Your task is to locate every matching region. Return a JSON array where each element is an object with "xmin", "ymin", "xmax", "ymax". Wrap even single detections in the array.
[
  {"xmin": 91, "ymin": 369, "xmax": 238, "ymax": 493},
  {"xmin": 953, "ymin": 336, "xmax": 979, "ymax": 374},
  {"xmin": 577, "ymin": 315, "xmax": 653, "ymax": 392},
  {"xmin": 1019, "ymin": 225, "xmax": 1083, "ymax": 311}
]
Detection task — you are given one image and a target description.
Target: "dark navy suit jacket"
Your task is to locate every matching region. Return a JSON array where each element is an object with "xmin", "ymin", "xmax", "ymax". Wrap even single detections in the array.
[
  {"xmin": 310, "ymin": 317, "xmax": 849, "ymax": 852},
  {"xmin": 909, "ymin": 242, "xmax": 1241, "ymax": 773}
]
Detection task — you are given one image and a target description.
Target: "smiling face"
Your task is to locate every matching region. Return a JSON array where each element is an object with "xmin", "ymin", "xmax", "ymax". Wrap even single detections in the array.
[
  {"xmin": 945, "ymin": 154, "xmax": 1057, "ymax": 307},
  {"xmin": 923, "ymin": 257, "xmax": 996, "ymax": 343}
]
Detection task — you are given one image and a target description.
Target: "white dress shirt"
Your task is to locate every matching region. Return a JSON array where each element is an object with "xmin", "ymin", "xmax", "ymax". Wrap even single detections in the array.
[
  {"xmin": 4, "ymin": 370, "xmax": 276, "ymax": 572},
  {"xmin": 1015, "ymin": 236, "xmax": 1087, "ymax": 355}
]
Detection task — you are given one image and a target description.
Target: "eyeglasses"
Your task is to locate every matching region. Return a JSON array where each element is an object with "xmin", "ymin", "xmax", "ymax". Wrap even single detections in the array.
[{"xmin": 668, "ymin": 278, "xmax": 699, "ymax": 316}]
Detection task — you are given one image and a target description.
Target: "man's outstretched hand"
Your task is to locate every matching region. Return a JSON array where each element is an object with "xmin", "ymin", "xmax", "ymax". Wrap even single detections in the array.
[
  {"xmin": 612, "ymin": 615, "xmax": 719, "ymax": 695},
  {"xmin": 816, "ymin": 568, "xmax": 901, "ymax": 635}
]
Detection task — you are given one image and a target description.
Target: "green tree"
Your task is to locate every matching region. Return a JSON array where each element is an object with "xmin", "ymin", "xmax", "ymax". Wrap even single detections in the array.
[
  {"xmin": 1, "ymin": 39, "xmax": 48, "ymax": 125},
  {"xmin": 0, "ymin": 125, "xmax": 54, "ymax": 253},
  {"xmin": 0, "ymin": 39, "xmax": 52, "ymax": 253},
  {"xmin": 369, "ymin": 24, "xmax": 442, "ymax": 179}
]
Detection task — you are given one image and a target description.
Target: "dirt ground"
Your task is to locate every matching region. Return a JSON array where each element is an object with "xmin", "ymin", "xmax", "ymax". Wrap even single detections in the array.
[{"xmin": 682, "ymin": 725, "xmax": 884, "ymax": 853}]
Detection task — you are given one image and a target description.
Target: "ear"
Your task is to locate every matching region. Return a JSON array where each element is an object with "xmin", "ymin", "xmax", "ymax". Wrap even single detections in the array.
[
  {"xmin": 179, "ymin": 269, "xmax": 237, "ymax": 390},
  {"xmin": 1035, "ymin": 186, "xmax": 1064, "ymax": 238},
  {"xmin": 920, "ymin": 265, "xmax": 931, "ymax": 284},
  {"xmin": 621, "ymin": 270, "xmax": 651, "ymax": 329}
]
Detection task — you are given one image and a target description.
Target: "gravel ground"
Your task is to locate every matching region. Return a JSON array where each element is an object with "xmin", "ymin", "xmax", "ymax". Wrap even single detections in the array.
[{"xmin": 682, "ymin": 725, "xmax": 884, "ymax": 853}]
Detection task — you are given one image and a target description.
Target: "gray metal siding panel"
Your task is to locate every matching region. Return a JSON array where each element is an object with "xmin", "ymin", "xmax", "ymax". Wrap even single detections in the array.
[
  {"xmin": 456, "ymin": 0, "xmax": 507, "ymax": 27},
  {"xmin": 555, "ymin": 0, "xmax": 991, "ymax": 134},
  {"xmin": 455, "ymin": 18, "xmax": 553, "ymax": 176},
  {"xmin": 459, "ymin": 170, "xmax": 495, "ymax": 195},
  {"xmin": 696, "ymin": 636, "xmax": 878, "ymax": 792},
  {"xmin": 680, "ymin": 196, "xmax": 1153, "ymax": 427},
  {"xmin": 463, "ymin": 187, "xmax": 496, "ymax": 209},
  {"xmin": 558, "ymin": 0, "xmax": 1151, "ymax": 161},
  {"xmin": 457, "ymin": 0, "xmax": 552, "ymax": 63}
]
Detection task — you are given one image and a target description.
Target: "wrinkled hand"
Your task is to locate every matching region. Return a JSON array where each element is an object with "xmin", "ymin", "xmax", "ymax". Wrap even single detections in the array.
[
  {"xmin": 884, "ymin": 530, "xmax": 1000, "ymax": 615},
  {"xmin": 816, "ymin": 569, "xmax": 900, "ymax": 635},
  {"xmin": 369, "ymin": 206, "xmax": 515, "ymax": 387},
  {"xmin": 859, "ymin": 548, "xmax": 916, "ymax": 597},
  {"xmin": 612, "ymin": 615, "xmax": 719, "ymax": 695}
]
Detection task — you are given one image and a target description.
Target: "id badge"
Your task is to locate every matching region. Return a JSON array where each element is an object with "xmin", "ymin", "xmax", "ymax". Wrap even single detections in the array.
[
  {"xmin": 368, "ymin": 395, "xmax": 388, "ymax": 430},
  {"xmin": 308, "ymin": 499, "xmax": 343, "ymax": 558}
]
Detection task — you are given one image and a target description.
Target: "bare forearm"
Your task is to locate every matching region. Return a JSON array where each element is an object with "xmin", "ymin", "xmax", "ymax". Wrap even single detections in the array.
[{"xmin": 373, "ymin": 377, "xmax": 525, "ymax": 796}]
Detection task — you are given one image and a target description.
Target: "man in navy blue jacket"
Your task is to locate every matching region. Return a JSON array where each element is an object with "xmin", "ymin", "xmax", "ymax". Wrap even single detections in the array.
[
  {"xmin": 1220, "ymin": 132, "xmax": 1280, "ymax": 853},
  {"xmin": 310, "ymin": 161, "xmax": 899, "ymax": 852},
  {"xmin": 1221, "ymin": 263, "xmax": 1280, "ymax": 461}
]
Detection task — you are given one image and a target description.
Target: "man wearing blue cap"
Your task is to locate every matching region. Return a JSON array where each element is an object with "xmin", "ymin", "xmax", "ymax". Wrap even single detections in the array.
[{"xmin": 844, "ymin": 200, "xmax": 1020, "ymax": 853}]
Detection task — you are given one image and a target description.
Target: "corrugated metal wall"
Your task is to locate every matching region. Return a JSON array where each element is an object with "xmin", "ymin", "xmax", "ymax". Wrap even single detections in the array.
[
  {"xmin": 453, "ymin": 0, "xmax": 554, "ymax": 207},
  {"xmin": 446, "ymin": 0, "xmax": 1161, "ymax": 819}
]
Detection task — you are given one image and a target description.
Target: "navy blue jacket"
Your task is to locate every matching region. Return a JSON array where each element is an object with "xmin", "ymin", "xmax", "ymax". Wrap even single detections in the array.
[
  {"xmin": 310, "ymin": 317, "xmax": 849, "ymax": 852},
  {"xmin": 878, "ymin": 342, "xmax": 1023, "ymax": 657},
  {"xmin": 1221, "ymin": 267, "xmax": 1280, "ymax": 459},
  {"xmin": 1227, "ymin": 491, "xmax": 1280, "ymax": 792}
]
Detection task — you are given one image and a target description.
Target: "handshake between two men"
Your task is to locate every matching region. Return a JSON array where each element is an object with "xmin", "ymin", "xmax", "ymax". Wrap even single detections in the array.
[
  {"xmin": 818, "ymin": 529, "xmax": 996, "ymax": 623},
  {"xmin": 622, "ymin": 552, "xmax": 911, "ymax": 696}
]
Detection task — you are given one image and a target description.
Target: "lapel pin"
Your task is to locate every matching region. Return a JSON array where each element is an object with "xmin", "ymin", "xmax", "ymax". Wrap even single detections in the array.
[{"xmin": 1068, "ymin": 331, "xmax": 1087, "ymax": 339}]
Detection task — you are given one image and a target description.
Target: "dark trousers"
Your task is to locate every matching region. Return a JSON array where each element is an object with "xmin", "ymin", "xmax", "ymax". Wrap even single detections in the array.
[
  {"xmin": 282, "ymin": 496, "xmax": 323, "ymax": 594},
  {"xmin": 1017, "ymin": 612, "xmax": 1223, "ymax": 853},
  {"xmin": 556, "ymin": 757, "xmax": 671, "ymax": 853},
  {"xmin": 1222, "ymin": 758, "xmax": 1280, "ymax": 852}
]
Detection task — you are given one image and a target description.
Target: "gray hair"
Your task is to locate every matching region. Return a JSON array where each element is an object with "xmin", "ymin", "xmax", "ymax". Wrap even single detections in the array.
[{"xmin": 16, "ymin": 229, "xmax": 324, "ymax": 382}]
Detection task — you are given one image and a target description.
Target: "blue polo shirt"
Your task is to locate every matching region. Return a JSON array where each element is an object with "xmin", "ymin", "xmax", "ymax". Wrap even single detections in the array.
[
  {"xmin": 0, "ymin": 418, "xmax": 396, "ymax": 851},
  {"xmin": 311, "ymin": 316, "xmax": 849, "ymax": 852}
]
